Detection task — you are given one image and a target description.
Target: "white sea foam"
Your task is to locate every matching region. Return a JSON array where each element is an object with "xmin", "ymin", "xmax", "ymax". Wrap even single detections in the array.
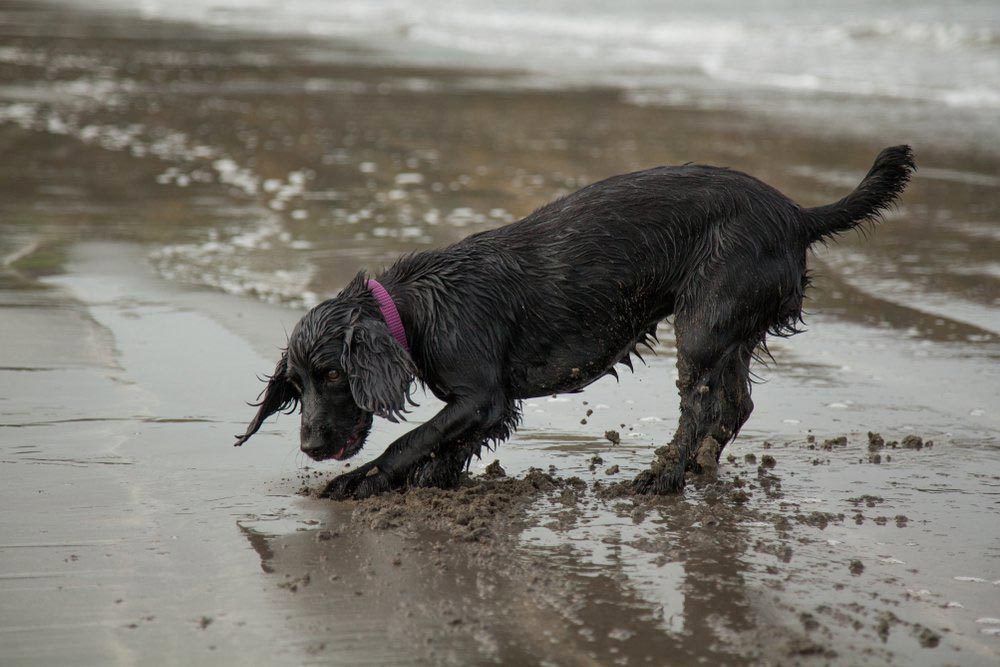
[
  {"xmin": 0, "ymin": 99, "xmax": 322, "ymax": 306},
  {"xmin": 76, "ymin": 0, "xmax": 1000, "ymax": 118},
  {"xmin": 151, "ymin": 213, "xmax": 319, "ymax": 308}
]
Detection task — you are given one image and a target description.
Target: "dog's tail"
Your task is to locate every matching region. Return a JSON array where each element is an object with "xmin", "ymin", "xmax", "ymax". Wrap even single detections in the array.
[{"xmin": 801, "ymin": 145, "xmax": 915, "ymax": 244}]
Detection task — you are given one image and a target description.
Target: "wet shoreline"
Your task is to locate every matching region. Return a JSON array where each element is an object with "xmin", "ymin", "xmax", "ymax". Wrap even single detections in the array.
[
  {"xmin": 1, "ymin": 1, "xmax": 998, "ymax": 664},
  {"xmin": 3, "ymin": 241, "xmax": 997, "ymax": 663}
]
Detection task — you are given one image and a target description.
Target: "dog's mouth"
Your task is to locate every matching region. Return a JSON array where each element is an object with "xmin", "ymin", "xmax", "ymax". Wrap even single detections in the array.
[{"xmin": 331, "ymin": 412, "xmax": 373, "ymax": 461}]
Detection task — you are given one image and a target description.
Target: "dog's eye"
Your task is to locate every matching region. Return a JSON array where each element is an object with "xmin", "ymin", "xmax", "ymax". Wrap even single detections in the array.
[{"xmin": 325, "ymin": 370, "xmax": 342, "ymax": 383}]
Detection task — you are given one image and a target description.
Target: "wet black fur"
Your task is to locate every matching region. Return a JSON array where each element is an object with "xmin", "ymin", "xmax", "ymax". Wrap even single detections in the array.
[{"xmin": 236, "ymin": 146, "xmax": 915, "ymax": 499}]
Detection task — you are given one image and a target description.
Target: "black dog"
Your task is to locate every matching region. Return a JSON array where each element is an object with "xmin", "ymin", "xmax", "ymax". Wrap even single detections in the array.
[{"xmin": 236, "ymin": 146, "xmax": 915, "ymax": 499}]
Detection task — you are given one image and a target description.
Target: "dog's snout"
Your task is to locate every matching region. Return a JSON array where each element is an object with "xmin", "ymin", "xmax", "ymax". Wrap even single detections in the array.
[{"xmin": 300, "ymin": 423, "xmax": 323, "ymax": 452}]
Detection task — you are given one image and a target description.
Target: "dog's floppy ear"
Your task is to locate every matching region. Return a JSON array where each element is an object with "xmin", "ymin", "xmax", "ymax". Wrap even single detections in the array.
[
  {"xmin": 342, "ymin": 313, "xmax": 416, "ymax": 422},
  {"xmin": 234, "ymin": 352, "xmax": 300, "ymax": 446}
]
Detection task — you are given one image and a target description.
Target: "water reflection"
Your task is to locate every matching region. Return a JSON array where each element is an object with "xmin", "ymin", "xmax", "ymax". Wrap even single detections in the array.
[{"xmin": 237, "ymin": 485, "xmax": 767, "ymax": 665}]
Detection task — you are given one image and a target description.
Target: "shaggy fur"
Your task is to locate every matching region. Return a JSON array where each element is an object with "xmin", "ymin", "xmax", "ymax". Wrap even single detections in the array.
[{"xmin": 236, "ymin": 146, "xmax": 915, "ymax": 499}]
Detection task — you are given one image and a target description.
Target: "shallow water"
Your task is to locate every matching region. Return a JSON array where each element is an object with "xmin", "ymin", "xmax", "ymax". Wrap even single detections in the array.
[{"xmin": 1, "ymin": 1, "xmax": 998, "ymax": 664}]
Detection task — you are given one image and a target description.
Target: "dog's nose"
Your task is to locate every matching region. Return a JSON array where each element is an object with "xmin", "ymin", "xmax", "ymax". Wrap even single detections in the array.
[{"xmin": 300, "ymin": 424, "xmax": 321, "ymax": 452}]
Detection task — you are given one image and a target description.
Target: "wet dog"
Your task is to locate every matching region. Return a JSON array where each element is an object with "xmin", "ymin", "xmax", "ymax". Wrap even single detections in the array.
[{"xmin": 235, "ymin": 146, "xmax": 915, "ymax": 499}]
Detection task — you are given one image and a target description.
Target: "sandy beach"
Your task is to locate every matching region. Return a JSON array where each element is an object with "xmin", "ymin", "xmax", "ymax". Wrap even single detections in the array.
[{"xmin": 1, "ymin": 1, "xmax": 998, "ymax": 664}]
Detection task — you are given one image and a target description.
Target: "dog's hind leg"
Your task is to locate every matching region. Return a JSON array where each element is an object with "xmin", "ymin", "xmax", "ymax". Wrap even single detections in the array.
[
  {"xmin": 691, "ymin": 342, "xmax": 755, "ymax": 470},
  {"xmin": 632, "ymin": 308, "xmax": 759, "ymax": 495}
]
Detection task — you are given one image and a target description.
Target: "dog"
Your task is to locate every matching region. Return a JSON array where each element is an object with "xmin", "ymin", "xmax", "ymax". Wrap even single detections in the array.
[{"xmin": 235, "ymin": 146, "xmax": 915, "ymax": 499}]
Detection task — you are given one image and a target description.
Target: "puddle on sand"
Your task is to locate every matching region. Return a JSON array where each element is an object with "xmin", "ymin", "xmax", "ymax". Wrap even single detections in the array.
[
  {"xmin": 251, "ymin": 425, "xmax": 999, "ymax": 665},
  {"xmin": 264, "ymin": 357, "xmax": 999, "ymax": 664}
]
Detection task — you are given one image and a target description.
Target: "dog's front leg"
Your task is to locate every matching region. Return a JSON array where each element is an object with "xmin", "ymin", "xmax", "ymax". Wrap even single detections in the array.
[{"xmin": 321, "ymin": 396, "xmax": 501, "ymax": 500}]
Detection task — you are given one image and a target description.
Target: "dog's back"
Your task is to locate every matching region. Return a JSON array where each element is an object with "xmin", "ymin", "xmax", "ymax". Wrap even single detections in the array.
[
  {"xmin": 378, "ymin": 146, "xmax": 914, "ymax": 401},
  {"xmin": 467, "ymin": 145, "xmax": 913, "ymax": 275}
]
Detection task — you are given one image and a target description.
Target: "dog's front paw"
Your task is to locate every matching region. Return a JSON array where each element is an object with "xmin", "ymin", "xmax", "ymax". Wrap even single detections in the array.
[
  {"xmin": 409, "ymin": 455, "xmax": 465, "ymax": 489},
  {"xmin": 352, "ymin": 466, "xmax": 396, "ymax": 499},
  {"xmin": 320, "ymin": 467, "xmax": 364, "ymax": 499},
  {"xmin": 321, "ymin": 465, "xmax": 396, "ymax": 500}
]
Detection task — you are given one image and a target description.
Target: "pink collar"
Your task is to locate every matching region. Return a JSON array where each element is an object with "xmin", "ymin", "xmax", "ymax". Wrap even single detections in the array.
[{"xmin": 366, "ymin": 279, "xmax": 410, "ymax": 354}]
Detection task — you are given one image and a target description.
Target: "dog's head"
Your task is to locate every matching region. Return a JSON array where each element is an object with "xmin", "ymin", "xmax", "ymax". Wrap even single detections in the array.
[{"xmin": 234, "ymin": 282, "xmax": 416, "ymax": 461}]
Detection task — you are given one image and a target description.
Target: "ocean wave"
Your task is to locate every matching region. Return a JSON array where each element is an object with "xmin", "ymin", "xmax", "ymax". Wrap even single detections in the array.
[
  {"xmin": 844, "ymin": 19, "xmax": 1000, "ymax": 49},
  {"xmin": 78, "ymin": 0, "xmax": 1000, "ymax": 115}
]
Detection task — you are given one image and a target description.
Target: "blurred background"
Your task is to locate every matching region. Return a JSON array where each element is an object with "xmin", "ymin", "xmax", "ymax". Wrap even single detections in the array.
[{"xmin": 2, "ymin": 0, "xmax": 998, "ymax": 327}]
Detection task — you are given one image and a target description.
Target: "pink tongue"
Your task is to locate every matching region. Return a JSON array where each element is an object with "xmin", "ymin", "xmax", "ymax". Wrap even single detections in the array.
[{"xmin": 334, "ymin": 445, "xmax": 347, "ymax": 459}]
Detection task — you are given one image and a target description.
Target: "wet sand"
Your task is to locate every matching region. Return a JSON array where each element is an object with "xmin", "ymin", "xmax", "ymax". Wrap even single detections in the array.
[{"xmin": 2, "ymin": 2, "xmax": 999, "ymax": 665}]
